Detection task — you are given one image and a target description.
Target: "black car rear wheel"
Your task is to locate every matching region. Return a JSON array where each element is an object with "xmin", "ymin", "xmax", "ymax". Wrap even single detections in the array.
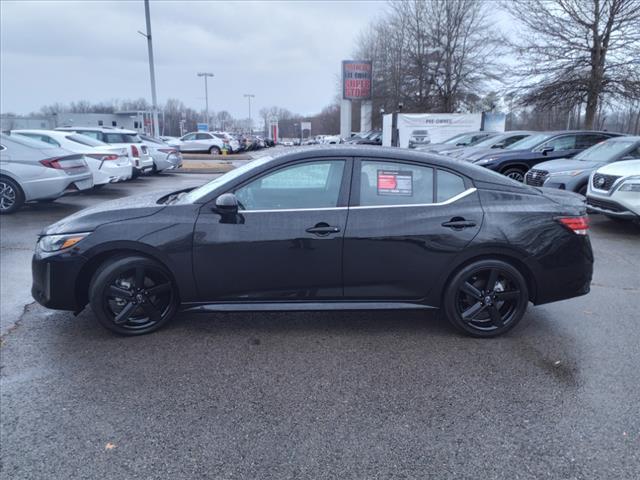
[
  {"xmin": 443, "ymin": 259, "xmax": 529, "ymax": 337},
  {"xmin": 89, "ymin": 255, "xmax": 178, "ymax": 335}
]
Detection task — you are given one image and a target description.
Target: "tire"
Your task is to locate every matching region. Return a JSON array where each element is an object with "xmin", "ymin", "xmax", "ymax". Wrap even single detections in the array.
[
  {"xmin": 0, "ymin": 176, "xmax": 25, "ymax": 214},
  {"xmin": 502, "ymin": 167, "xmax": 526, "ymax": 183},
  {"xmin": 443, "ymin": 259, "xmax": 529, "ymax": 338},
  {"xmin": 89, "ymin": 255, "xmax": 178, "ymax": 335},
  {"xmin": 209, "ymin": 146, "xmax": 221, "ymax": 155}
]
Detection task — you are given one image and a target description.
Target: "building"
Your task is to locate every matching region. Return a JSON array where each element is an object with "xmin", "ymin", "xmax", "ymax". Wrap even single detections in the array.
[{"xmin": 1, "ymin": 111, "xmax": 157, "ymax": 133}]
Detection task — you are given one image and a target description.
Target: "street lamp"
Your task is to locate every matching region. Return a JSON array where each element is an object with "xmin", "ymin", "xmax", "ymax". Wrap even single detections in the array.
[
  {"xmin": 197, "ymin": 72, "xmax": 214, "ymax": 127},
  {"xmin": 244, "ymin": 94, "xmax": 255, "ymax": 133},
  {"xmin": 138, "ymin": 0, "xmax": 159, "ymax": 137}
]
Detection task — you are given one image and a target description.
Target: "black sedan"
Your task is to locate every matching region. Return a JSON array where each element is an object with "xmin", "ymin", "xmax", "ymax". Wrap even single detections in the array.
[
  {"xmin": 468, "ymin": 130, "xmax": 620, "ymax": 182},
  {"xmin": 32, "ymin": 146, "xmax": 593, "ymax": 337}
]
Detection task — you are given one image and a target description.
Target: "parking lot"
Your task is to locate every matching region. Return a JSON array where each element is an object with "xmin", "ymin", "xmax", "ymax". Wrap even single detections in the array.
[{"xmin": 1, "ymin": 172, "xmax": 639, "ymax": 479}]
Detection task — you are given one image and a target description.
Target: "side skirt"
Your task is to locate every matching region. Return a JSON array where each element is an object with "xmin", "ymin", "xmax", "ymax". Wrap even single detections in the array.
[{"xmin": 180, "ymin": 301, "xmax": 437, "ymax": 313}]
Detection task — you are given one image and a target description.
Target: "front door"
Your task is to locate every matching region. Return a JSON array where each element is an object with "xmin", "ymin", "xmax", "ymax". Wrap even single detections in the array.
[
  {"xmin": 193, "ymin": 158, "xmax": 351, "ymax": 301},
  {"xmin": 343, "ymin": 158, "xmax": 483, "ymax": 301}
]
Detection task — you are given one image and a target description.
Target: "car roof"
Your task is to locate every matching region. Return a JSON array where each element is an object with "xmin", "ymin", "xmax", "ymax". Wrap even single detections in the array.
[{"xmin": 56, "ymin": 126, "xmax": 138, "ymax": 134}]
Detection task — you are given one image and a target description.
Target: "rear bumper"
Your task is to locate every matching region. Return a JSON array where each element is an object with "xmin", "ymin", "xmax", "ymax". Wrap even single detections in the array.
[
  {"xmin": 32, "ymin": 250, "xmax": 87, "ymax": 311},
  {"xmin": 22, "ymin": 171, "xmax": 93, "ymax": 201}
]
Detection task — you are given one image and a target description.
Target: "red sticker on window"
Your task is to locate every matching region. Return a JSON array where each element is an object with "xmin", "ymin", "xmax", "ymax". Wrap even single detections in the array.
[{"xmin": 377, "ymin": 170, "xmax": 413, "ymax": 196}]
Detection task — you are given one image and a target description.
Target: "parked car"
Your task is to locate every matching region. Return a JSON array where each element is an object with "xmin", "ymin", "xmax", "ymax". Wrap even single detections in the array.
[
  {"xmin": 0, "ymin": 133, "xmax": 93, "ymax": 214},
  {"xmin": 55, "ymin": 127, "xmax": 153, "ymax": 176},
  {"xmin": 586, "ymin": 159, "xmax": 640, "ymax": 222},
  {"xmin": 346, "ymin": 130, "xmax": 382, "ymax": 145},
  {"xmin": 321, "ymin": 134, "xmax": 342, "ymax": 144},
  {"xmin": 408, "ymin": 129, "xmax": 431, "ymax": 149},
  {"xmin": 139, "ymin": 134, "xmax": 183, "ymax": 173},
  {"xmin": 178, "ymin": 131, "xmax": 225, "ymax": 154},
  {"xmin": 469, "ymin": 130, "xmax": 621, "ymax": 182},
  {"xmin": 444, "ymin": 131, "xmax": 535, "ymax": 159},
  {"xmin": 416, "ymin": 131, "xmax": 498, "ymax": 154},
  {"xmin": 12, "ymin": 130, "xmax": 132, "ymax": 185},
  {"xmin": 525, "ymin": 136, "xmax": 640, "ymax": 195},
  {"xmin": 32, "ymin": 146, "xmax": 592, "ymax": 338},
  {"xmin": 159, "ymin": 136, "xmax": 181, "ymax": 148},
  {"xmin": 211, "ymin": 132, "xmax": 241, "ymax": 153}
]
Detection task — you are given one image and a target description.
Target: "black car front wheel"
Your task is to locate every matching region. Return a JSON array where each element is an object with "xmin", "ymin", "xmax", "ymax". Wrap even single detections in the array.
[
  {"xmin": 443, "ymin": 259, "xmax": 529, "ymax": 337},
  {"xmin": 502, "ymin": 167, "xmax": 527, "ymax": 183},
  {"xmin": 89, "ymin": 255, "xmax": 178, "ymax": 335}
]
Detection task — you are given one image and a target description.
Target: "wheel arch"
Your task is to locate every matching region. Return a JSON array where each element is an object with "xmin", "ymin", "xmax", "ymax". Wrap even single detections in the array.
[
  {"xmin": 499, "ymin": 162, "xmax": 530, "ymax": 174},
  {"xmin": 75, "ymin": 243, "xmax": 181, "ymax": 309},
  {"xmin": 432, "ymin": 251, "xmax": 538, "ymax": 307}
]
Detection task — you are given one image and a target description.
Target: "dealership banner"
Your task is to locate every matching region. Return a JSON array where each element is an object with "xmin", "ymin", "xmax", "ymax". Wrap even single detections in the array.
[
  {"xmin": 383, "ymin": 113, "xmax": 493, "ymax": 148},
  {"xmin": 342, "ymin": 60, "xmax": 372, "ymax": 100}
]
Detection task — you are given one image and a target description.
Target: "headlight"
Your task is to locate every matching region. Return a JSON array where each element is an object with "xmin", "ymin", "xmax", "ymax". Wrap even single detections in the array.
[
  {"xmin": 475, "ymin": 157, "xmax": 498, "ymax": 165},
  {"xmin": 619, "ymin": 181, "xmax": 640, "ymax": 192},
  {"xmin": 549, "ymin": 170, "xmax": 584, "ymax": 177},
  {"xmin": 38, "ymin": 233, "xmax": 91, "ymax": 252}
]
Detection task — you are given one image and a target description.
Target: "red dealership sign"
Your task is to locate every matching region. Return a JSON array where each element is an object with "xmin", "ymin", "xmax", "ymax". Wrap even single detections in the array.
[{"xmin": 342, "ymin": 60, "xmax": 372, "ymax": 100}]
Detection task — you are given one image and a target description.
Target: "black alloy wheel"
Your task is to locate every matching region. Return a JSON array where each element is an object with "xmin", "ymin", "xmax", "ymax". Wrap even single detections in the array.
[
  {"xmin": 444, "ymin": 259, "xmax": 528, "ymax": 337},
  {"xmin": 0, "ymin": 177, "xmax": 24, "ymax": 214},
  {"xmin": 502, "ymin": 167, "xmax": 526, "ymax": 183},
  {"xmin": 89, "ymin": 256, "xmax": 178, "ymax": 335}
]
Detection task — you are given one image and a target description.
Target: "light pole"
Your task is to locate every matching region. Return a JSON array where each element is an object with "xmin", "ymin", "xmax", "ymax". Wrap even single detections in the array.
[
  {"xmin": 244, "ymin": 94, "xmax": 255, "ymax": 133},
  {"xmin": 138, "ymin": 0, "xmax": 159, "ymax": 137},
  {"xmin": 197, "ymin": 72, "xmax": 214, "ymax": 127}
]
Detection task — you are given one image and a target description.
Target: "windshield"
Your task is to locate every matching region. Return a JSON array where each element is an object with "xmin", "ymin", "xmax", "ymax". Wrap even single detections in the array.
[
  {"xmin": 506, "ymin": 133, "xmax": 552, "ymax": 150},
  {"xmin": 442, "ymin": 132, "xmax": 473, "ymax": 144},
  {"xmin": 67, "ymin": 133, "xmax": 108, "ymax": 147},
  {"xmin": 473, "ymin": 133, "xmax": 513, "ymax": 148},
  {"xmin": 575, "ymin": 139, "xmax": 637, "ymax": 162},
  {"xmin": 179, "ymin": 156, "xmax": 275, "ymax": 203}
]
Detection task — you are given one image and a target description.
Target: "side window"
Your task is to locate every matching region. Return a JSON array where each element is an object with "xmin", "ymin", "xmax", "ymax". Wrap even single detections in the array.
[
  {"xmin": 542, "ymin": 135, "xmax": 576, "ymax": 151},
  {"xmin": 196, "ymin": 133, "xmax": 211, "ymax": 140},
  {"xmin": 359, "ymin": 160, "xmax": 433, "ymax": 206},
  {"xmin": 576, "ymin": 134, "xmax": 608, "ymax": 149},
  {"xmin": 182, "ymin": 133, "xmax": 196, "ymax": 141},
  {"xmin": 503, "ymin": 135, "xmax": 527, "ymax": 147},
  {"xmin": 235, "ymin": 160, "xmax": 345, "ymax": 210},
  {"xmin": 437, "ymin": 169, "xmax": 466, "ymax": 202},
  {"xmin": 104, "ymin": 133, "xmax": 124, "ymax": 143}
]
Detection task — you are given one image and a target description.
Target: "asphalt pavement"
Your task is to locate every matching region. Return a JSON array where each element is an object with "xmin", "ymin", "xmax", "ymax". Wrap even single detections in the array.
[{"xmin": 1, "ymin": 173, "xmax": 639, "ymax": 479}]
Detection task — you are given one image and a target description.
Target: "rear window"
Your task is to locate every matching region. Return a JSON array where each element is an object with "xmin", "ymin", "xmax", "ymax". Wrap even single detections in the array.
[
  {"xmin": 67, "ymin": 134, "xmax": 107, "ymax": 147},
  {"xmin": 104, "ymin": 133, "xmax": 141, "ymax": 144}
]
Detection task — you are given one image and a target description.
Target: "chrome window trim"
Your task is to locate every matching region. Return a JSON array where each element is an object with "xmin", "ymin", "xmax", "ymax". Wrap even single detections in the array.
[{"xmin": 239, "ymin": 188, "xmax": 477, "ymax": 213}]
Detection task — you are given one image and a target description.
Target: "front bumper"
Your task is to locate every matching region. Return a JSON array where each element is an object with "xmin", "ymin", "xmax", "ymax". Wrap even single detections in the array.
[
  {"xmin": 587, "ymin": 192, "xmax": 640, "ymax": 219},
  {"xmin": 32, "ymin": 249, "xmax": 88, "ymax": 311}
]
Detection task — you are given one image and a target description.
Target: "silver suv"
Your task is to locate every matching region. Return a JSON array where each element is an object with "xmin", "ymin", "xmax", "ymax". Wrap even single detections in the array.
[{"xmin": 0, "ymin": 133, "xmax": 93, "ymax": 214}]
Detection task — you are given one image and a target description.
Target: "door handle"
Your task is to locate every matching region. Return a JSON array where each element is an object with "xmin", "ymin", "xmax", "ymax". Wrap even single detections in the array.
[
  {"xmin": 306, "ymin": 223, "xmax": 341, "ymax": 236},
  {"xmin": 441, "ymin": 217, "xmax": 477, "ymax": 229}
]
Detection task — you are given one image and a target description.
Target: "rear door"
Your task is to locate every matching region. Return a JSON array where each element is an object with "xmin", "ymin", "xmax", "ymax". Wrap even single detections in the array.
[{"xmin": 343, "ymin": 158, "xmax": 483, "ymax": 301}]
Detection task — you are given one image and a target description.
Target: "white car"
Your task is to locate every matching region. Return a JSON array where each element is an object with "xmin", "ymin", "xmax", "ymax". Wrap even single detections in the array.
[
  {"xmin": 587, "ymin": 158, "xmax": 640, "ymax": 222},
  {"xmin": 139, "ymin": 135, "xmax": 183, "ymax": 173},
  {"xmin": 159, "ymin": 136, "xmax": 181, "ymax": 148},
  {"xmin": 212, "ymin": 131, "xmax": 241, "ymax": 153},
  {"xmin": 0, "ymin": 133, "xmax": 93, "ymax": 213},
  {"xmin": 12, "ymin": 130, "xmax": 132, "ymax": 185},
  {"xmin": 321, "ymin": 134, "xmax": 342, "ymax": 144},
  {"xmin": 177, "ymin": 131, "xmax": 225, "ymax": 154},
  {"xmin": 56, "ymin": 127, "xmax": 154, "ymax": 175}
]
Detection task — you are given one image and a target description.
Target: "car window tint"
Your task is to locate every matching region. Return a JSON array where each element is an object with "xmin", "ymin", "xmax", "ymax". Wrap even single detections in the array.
[
  {"xmin": 437, "ymin": 170, "xmax": 466, "ymax": 202},
  {"xmin": 626, "ymin": 146, "xmax": 640, "ymax": 159},
  {"xmin": 576, "ymin": 134, "xmax": 609, "ymax": 149},
  {"xmin": 359, "ymin": 160, "xmax": 433, "ymax": 206},
  {"xmin": 196, "ymin": 133, "xmax": 211, "ymax": 140},
  {"xmin": 235, "ymin": 160, "xmax": 345, "ymax": 210},
  {"xmin": 182, "ymin": 133, "xmax": 196, "ymax": 141},
  {"xmin": 543, "ymin": 135, "xmax": 576, "ymax": 151},
  {"xmin": 104, "ymin": 133, "xmax": 124, "ymax": 143},
  {"xmin": 503, "ymin": 135, "xmax": 527, "ymax": 146},
  {"xmin": 77, "ymin": 131, "xmax": 100, "ymax": 140}
]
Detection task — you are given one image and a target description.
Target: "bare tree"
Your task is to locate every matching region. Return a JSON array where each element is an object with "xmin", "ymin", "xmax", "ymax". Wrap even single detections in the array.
[{"xmin": 505, "ymin": 0, "xmax": 640, "ymax": 128}]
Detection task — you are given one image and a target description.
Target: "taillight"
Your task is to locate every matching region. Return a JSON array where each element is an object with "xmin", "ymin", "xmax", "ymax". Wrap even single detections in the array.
[
  {"xmin": 40, "ymin": 157, "xmax": 87, "ymax": 170},
  {"xmin": 131, "ymin": 145, "xmax": 139, "ymax": 157},
  {"xmin": 557, "ymin": 216, "xmax": 589, "ymax": 235},
  {"xmin": 158, "ymin": 148, "xmax": 177, "ymax": 154},
  {"xmin": 86, "ymin": 154, "xmax": 119, "ymax": 161}
]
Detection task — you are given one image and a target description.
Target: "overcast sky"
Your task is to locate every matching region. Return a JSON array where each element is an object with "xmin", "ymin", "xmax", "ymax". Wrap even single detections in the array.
[{"xmin": 0, "ymin": 0, "xmax": 388, "ymax": 118}]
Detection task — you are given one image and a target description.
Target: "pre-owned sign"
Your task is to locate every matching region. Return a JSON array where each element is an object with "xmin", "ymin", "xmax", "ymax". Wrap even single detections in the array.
[{"xmin": 342, "ymin": 61, "xmax": 372, "ymax": 100}]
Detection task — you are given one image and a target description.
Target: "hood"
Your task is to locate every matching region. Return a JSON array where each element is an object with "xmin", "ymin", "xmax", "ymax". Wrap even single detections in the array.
[
  {"xmin": 416, "ymin": 144, "xmax": 452, "ymax": 154},
  {"xmin": 461, "ymin": 147, "xmax": 502, "ymax": 161},
  {"xmin": 41, "ymin": 190, "xmax": 173, "ymax": 235},
  {"xmin": 534, "ymin": 158, "xmax": 603, "ymax": 173},
  {"xmin": 596, "ymin": 159, "xmax": 640, "ymax": 176},
  {"xmin": 471, "ymin": 148, "xmax": 534, "ymax": 163}
]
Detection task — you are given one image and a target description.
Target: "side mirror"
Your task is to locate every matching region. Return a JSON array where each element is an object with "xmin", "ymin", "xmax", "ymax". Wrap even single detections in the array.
[
  {"xmin": 541, "ymin": 146, "xmax": 554, "ymax": 155},
  {"xmin": 213, "ymin": 193, "xmax": 239, "ymax": 214}
]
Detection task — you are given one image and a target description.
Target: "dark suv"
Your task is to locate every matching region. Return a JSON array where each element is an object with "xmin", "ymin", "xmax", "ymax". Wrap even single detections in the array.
[{"xmin": 469, "ymin": 130, "xmax": 621, "ymax": 182}]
